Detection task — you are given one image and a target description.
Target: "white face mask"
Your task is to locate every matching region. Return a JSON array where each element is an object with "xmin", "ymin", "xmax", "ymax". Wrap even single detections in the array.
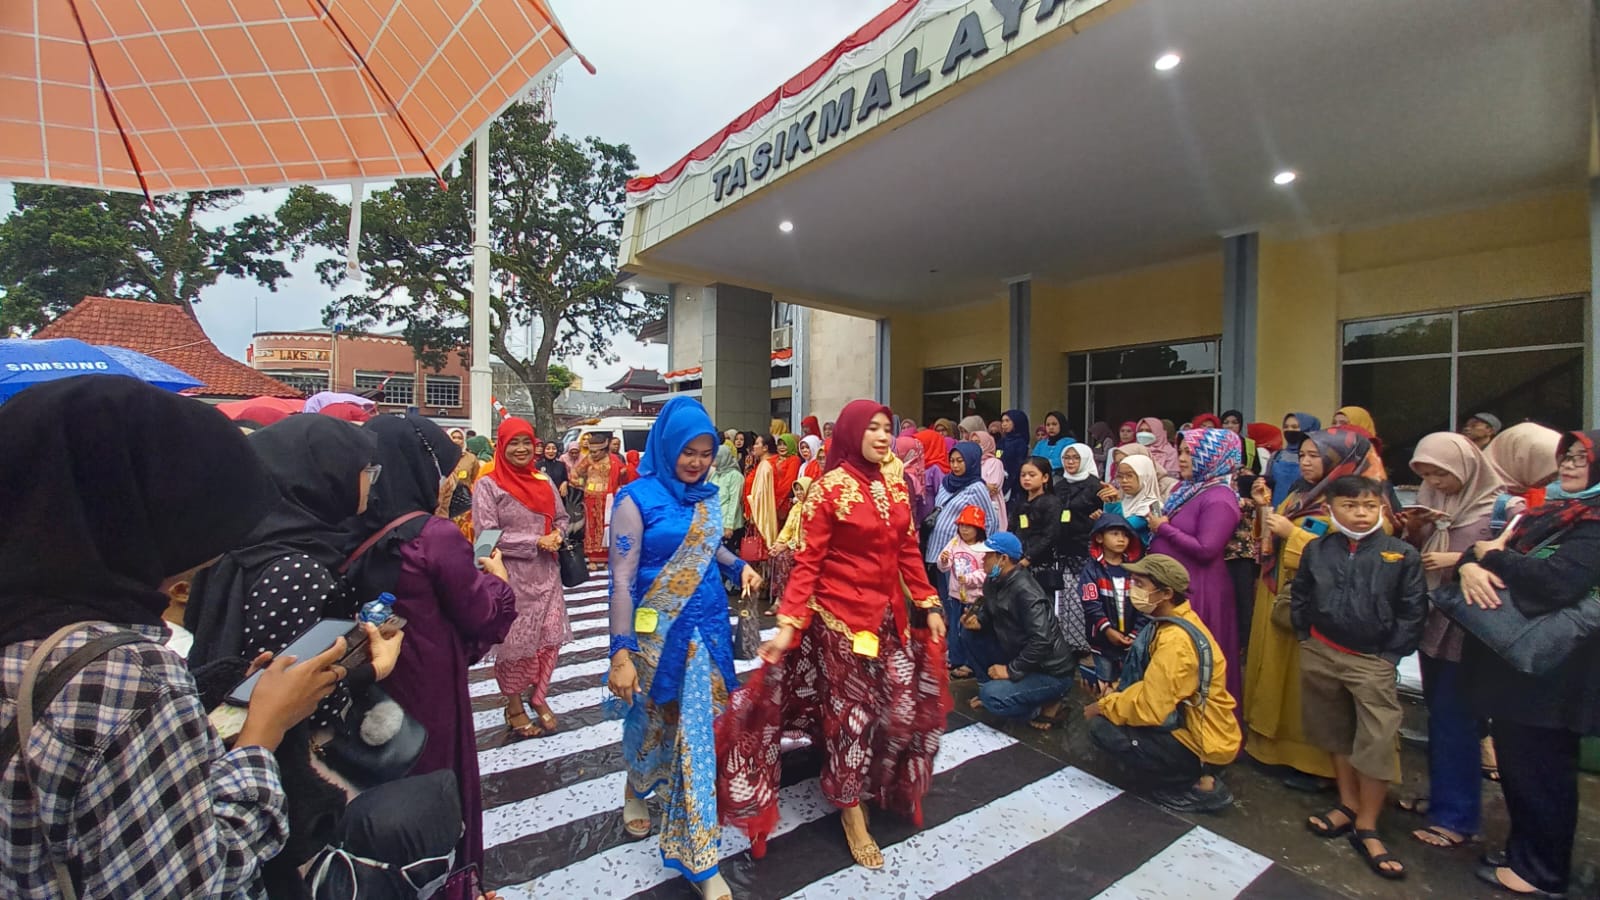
[
  {"xmin": 1129, "ymin": 583, "xmax": 1163, "ymax": 614},
  {"xmin": 1333, "ymin": 517, "xmax": 1385, "ymax": 541},
  {"xmin": 1135, "ymin": 432, "xmax": 1157, "ymax": 446}
]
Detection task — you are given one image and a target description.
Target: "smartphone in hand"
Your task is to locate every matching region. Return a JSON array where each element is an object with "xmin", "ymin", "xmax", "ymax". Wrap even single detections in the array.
[{"xmin": 474, "ymin": 529, "xmax": 503, "ymax": 569}]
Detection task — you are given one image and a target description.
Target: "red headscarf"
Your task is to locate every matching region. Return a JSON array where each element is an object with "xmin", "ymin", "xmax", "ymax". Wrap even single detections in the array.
[
  {"xmin": 625, "ymin": 449, "xmax": 641, "ymax": 480},
  {"xmin": 486, "ymin": 418, "xmax": 557, "ymax": 525},
  {"xmin": 801, "ymin": 415, "xmax": 822, "ymax": 439},
  {"xmin": 1192, "ymin": 413, "xmax": 1222, "ymax": 429},
  {"xmin": 824, "ymin": 400, "xmax": 894, "ymax": 481},
  {"xmin": 915, "ymin": 428, "xmax": 950, "ymax": 473},
  {"xmin": 1247, "ymin": 422, "xmax": 1284, "ymax": 452}
]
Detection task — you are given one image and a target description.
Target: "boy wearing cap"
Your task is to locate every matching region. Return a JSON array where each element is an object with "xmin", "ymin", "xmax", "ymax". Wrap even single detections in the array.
[
  {"xmin": 960, "ymin": 532, "xmax": 1080, "ymax": 728},
  {"xmin": 1084, "ymin": 553, "xmax": 1241, "ymax": 813}
]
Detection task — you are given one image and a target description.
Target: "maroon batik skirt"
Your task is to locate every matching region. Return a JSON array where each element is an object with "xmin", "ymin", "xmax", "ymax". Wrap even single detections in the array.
[{"xmin": 715, "ymin": 606, "xmax": 951, "ymax": 857}]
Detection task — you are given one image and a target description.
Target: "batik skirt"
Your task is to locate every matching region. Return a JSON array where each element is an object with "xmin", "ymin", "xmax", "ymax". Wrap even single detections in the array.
[
  {"xmin": 582, "ymin": 490, "xmax": 609, "ymax": 563},
  {"xmin": 716, "ymin": 606, "xmax": 951, "ymax": 856}
]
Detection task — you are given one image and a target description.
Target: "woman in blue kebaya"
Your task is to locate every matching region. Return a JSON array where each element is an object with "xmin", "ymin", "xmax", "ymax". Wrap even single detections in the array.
[{"xmin": 604, "ymin": 396, "xmax": 763, "ymax": 900}]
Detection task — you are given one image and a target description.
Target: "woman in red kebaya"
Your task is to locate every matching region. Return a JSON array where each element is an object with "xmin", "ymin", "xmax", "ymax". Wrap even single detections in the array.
[{"xmin": 717, "ymin": 400, "xmax": 950, "ymax": 871}]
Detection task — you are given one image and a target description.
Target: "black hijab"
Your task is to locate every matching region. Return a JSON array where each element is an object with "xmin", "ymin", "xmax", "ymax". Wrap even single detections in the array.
[
  {"xmin": 0, "ymin": 376, "xmax": 276, "ymax": 645},
  {"xmin": 186, "ymin": 416, "xmax": 377, "ymax": 667},
  {"xmin": 341, "ymin": 413, "xmax": 457, "ymax": 601}
]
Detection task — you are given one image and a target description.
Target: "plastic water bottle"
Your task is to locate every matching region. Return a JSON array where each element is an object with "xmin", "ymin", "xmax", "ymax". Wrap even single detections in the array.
[{"xmin": 358, "ymin": 592, "xmax": 397, "ymax": 625}]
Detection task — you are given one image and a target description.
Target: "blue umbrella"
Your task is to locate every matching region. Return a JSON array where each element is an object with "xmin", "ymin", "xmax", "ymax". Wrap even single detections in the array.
[{"xmin": 0, "ymin": 338, "xmax": 203, "ymax": 400}]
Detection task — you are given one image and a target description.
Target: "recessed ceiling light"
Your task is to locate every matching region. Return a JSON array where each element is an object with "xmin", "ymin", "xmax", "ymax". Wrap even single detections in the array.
[
  {"xmin": 1273, "ymin": 170, "xmax": 1297, "ymax": 186},
  {"xmin": 778, "ymin": 220, "xmax": 794, "ymax": 233},
  {"xmin": 1153, "ymin": 52, "xmax": 1180, "ymax": 71}
]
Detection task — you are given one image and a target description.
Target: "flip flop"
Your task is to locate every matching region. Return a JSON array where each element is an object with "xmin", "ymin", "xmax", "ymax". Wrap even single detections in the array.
[{"xmin": 1412, "ymin": 825, "xmax": 1471, "ymax": 848}]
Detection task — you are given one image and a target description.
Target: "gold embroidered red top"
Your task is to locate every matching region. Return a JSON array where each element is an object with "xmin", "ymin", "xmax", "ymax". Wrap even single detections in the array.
[{"xmin": 777, "ymin": 463, "xmax": 940, "ymax": 636}]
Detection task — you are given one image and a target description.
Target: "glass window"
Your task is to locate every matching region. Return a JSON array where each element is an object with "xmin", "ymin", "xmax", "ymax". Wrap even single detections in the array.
[
  {"xmin": 1091, "ymin": 380, "xmax": 1216, "ymax": 436},
  {"xmin": 922, "ymin": 362, "xmax": 1002, "ymax": 427},
  {"xmin": 1339, "ymin": 298, "xmax": 1583, "ymax": 482},
  {"xmin": 263, "ymin": 370, "xmax": 327, "ymax": 397},
  {"xmin": 354, "ymin": 372, "xmax": 415, "ymax": 406},
  {"xmin": 1458, "ymin": 348, "xmax": 1582, "ymax": 434},
  {"xmin": 1067, "ymin": 353, "xmax": 1087, "ymax": 384},
  {"xmin": 922, "ymin": 367, "xmax": 961, "ymax": 395},
  {"xmin": 1341, "ymin": 314, "xmax": 1451, "ymax": 361},
  {"xmin": 1089, "ymin": 340, "xmax": 1218, "ymax": 380},
  {"xmin": 424, "ymin": 376, "xmax": 461, "ymax": 408},
  {"xmin": 1458, "ymin": 297, "xmax": 1582, "ymax": 352},
  {"xmin": 1341, "ymin": 358, "xmax": 1451, "ymax": 479}
]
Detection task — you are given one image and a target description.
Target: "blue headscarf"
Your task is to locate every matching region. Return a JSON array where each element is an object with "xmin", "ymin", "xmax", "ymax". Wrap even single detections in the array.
[
  {"xmin": 943, "ymin": 441, "xmax": 985, "ymax": 494},
  {"xmin": 636, "ymin": 395, "xmax": 719, "ymax": 504}
]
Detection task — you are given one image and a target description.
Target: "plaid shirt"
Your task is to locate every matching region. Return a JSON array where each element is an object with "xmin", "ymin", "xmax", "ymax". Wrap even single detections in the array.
[{"xmin": 1, "ymin": 624, "xmax": 287, "ymax": 898}]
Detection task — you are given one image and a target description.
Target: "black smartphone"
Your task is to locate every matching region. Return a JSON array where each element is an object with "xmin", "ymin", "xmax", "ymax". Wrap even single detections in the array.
[
  {"xmin": 1236, "ymin": 472, "xmax": 1258, "ymax": 495},
  {"xmin": 226, "ymin": 619, "xmax": 359, "ymax": 707}
]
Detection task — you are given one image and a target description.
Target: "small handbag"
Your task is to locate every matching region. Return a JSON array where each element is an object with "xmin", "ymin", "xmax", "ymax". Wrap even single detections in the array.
[
  {"xmin": 558, "ymin": 539, "xmax": 588, "ymax": 588},
  {"xmin": 1431, "ymin": 528, "xmax": 1600, "ymax": 676},
  {"xmin": 319, "ymin": 685, "xmax": 428, "ymax": 791},
  {"xmin": 739, "ymin": 531, "xmax": 768, "ymax": 563}
]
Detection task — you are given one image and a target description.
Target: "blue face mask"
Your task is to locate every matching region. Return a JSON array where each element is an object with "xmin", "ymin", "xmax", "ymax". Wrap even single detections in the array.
[{"xmin": 989, "ymin": 564, "xmax": 1003, "ymax": 579}]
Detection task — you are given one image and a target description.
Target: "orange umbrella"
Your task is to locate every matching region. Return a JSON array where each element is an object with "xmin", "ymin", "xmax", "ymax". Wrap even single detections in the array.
[{"xmin": 0, "ymin": 0, "xmax": 591, "ymax": 199}]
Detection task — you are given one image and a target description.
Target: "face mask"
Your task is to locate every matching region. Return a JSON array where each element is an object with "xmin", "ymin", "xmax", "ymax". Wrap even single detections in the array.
[
  {"xmin": 1129, "ymin": 583, "xmax": 1163, "ymax": 614},
  {"xmin": 1333, "ymin": 517, "xmax": 1385, "ymax": 541},
  {"xmin": 989, "ymin": 564, "xmax": 1003, "ymax": 579},
  {"xmin": 1135, "ymin": 432, "xmax": 1157, "ymax": 446}
]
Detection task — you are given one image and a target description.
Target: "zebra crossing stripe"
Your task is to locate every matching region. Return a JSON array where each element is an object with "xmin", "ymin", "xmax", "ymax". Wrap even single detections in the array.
[
  {"xmin": 471, "ymin": 656, "xmax": 765, "ymax": 733},
  {"xmin": 1090, "ymin": 826, "xmax": 1272, "ymax": 899},
  {"xmin": 490, "ymin": 722, "xmax": 1021, "ymax": 899},
  {"xmin": 783, "ymin": 766, "xmax": 1121, "ymax": 898},
  {"xmin": 470, "ymin": 629, "xmax": 775, "ymax": 698},
  {"xmin": 477, "ymin": 720, "xmax": 624, "ymax": 777}
]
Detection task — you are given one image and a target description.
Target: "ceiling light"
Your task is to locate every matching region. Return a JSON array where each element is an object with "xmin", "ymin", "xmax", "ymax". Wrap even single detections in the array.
[
  {"xmin": 1153, "ymin": 52, "xmax": 1180, "ymax": 71},
  {"xmin": 778, "ymin": 220, "xmax": 794, "ymax": 233},
  {"xmin": 1273, "ymin": 170, "xmax": 1297, "ymax": 186}
]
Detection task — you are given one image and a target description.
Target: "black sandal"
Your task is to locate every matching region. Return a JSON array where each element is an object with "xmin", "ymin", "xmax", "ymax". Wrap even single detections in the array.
[
  {"xmin": 1306, "ymin": 804, "xmax": 1356, "ymax": 838},
  {"xmin": 1349, "ymin": 830, "xmax": 1406, "ymax": 880}
]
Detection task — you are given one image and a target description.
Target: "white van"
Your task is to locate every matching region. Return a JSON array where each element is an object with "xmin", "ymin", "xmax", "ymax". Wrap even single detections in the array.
[{"xmin": 560, "ymin": 416, "xmax": 656, "ymax": 455}]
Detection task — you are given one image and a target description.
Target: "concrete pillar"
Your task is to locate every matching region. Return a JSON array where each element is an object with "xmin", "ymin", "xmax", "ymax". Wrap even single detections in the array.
[
  {"xmin": 702, "ymin": 284, "xmax": 773, "ymax": 429},
  {"xmin": 1007, "ymin": 279, "xmax": 1032, "ymax": 414},
  {"xmin": 1588, "ymin": 177, "xmax": 1600, "ymax": 428},
  {"xmin": 1220, "ymin": 233, "xmax": 1260, "ymax": 419},
  {"xmin": 875, "ymin": 317, "xmax": 892, "ymax": 407}
]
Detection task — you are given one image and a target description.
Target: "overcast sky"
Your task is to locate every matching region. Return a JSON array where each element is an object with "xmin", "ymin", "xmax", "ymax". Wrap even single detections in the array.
[{"xmin": 2, "ymin": 0, "xmax": 878, "ymax": 388}]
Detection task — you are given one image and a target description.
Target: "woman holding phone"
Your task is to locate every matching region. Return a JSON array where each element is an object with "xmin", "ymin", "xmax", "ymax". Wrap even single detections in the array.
[
  {"xmin": 474, "ymin": 418, "xmax": 569, "ymax": 740},
  {"xmin": 606, "ymin": 397, "xmax": 761, "ymax": 900}
]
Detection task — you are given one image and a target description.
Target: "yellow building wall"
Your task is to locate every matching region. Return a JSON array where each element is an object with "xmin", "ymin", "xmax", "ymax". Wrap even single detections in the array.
[
  {"xmin": 890, "ymin": 190, "xmax": 1589, "ymax": 428},
  {"xmin": 1030, "ymin": 255, "xmax": 1224, "ymax": 413},
  {"xmin": 889, "ymin": 296, "xmax": 1007, "ymax": 418}
]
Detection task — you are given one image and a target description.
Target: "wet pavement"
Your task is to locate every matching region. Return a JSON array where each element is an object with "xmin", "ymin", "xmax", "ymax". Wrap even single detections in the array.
[{"xmin": 470, "ymin": 575, "xmax": 1598, "ymax": 898}]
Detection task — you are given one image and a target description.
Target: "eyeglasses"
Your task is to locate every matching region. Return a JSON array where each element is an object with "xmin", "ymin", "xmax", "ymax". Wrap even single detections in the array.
[
  {"xmin": 363, "ymin": 464, "xmax": 383, "ymax": 485},
  {"xmin": 1559, "ymin": 452, "xmax": 1589, "ymax": 469}
]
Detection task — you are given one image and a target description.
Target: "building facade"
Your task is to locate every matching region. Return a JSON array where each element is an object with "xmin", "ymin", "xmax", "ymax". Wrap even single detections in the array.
[
  {"xmin": 620, "ymin": 0, "xmax": 1595, "ymax": 477},
  {"xmin": 249, "ymin": 329, "xmax": 473, "ymax": 419}
]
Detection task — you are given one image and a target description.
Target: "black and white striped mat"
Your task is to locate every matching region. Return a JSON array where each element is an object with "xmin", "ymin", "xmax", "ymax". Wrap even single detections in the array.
[{"xmin": 468, "ymin": 572, "xmax": 1337, "ymax": 899}]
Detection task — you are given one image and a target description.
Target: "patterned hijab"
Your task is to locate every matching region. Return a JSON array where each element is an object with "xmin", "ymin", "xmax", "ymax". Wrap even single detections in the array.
[
  {"xmin": 1162, "ymin": 428, "xmax": 1242, "ymax": 516},
  {"xmin": 1284, "ymin": 428, "xmax": 1375, "ymax": 520}
]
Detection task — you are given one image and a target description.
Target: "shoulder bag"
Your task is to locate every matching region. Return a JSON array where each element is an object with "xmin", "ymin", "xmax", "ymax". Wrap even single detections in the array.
[
  {"xmin": 559, "ymin": 539, "xmax": 588, "ymax": 588},
  {"xmin": 1431, "ymin": 528, "xmax": 1600, "ymax": 676},
  {"xmin": 5, "ymin": 623, "xmax": 149, "ymax": 900}
]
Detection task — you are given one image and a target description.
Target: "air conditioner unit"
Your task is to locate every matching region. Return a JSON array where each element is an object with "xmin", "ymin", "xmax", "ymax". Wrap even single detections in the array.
[{"xmin": 771, "ymin": 326, "xmax": 793, "ymax": 351}]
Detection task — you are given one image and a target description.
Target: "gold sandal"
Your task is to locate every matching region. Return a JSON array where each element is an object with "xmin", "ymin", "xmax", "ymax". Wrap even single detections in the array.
[
  {"xmin": 841, "ymin": 808, "xmax": 883, "ymax": 870},
  {"xmin": 503, "ymin": 705, "xmax": 542, "ymax": 741}
]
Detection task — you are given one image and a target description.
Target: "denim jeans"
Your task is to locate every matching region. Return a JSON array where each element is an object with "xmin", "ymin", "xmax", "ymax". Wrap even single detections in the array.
[
  {"xmin": 975, "ymin": 668, "xmax": 1073, "ymax": 719},
  {"xmin": 934, "ymin": 569, "xmax": 970, "ymax": 669},
  {"xmin": 1420, "ymin": 653, "xmax": 1482, "ymax": 835}
]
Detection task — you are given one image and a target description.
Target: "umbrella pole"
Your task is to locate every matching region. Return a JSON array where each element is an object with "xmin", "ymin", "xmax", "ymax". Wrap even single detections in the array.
[{"xmin": 470, "ymin": 128, "xmax": 494, "ymax": 436}]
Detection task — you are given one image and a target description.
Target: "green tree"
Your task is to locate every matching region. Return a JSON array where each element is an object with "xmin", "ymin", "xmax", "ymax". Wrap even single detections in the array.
[
  {"xmin": 546, "ymin": 362, "xmax": 578, "ymax": 394},
  {"xmin": 0, "ymin": 185, "xmax": 290, "ymax": 333},
  {"xmin": 276, "ymin": 102, "xmax": 663, "ymax": 437}
]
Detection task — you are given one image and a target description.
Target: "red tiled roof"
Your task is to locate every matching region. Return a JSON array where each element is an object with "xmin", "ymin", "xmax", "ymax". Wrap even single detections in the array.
[{"xmin": 35, "ymin": 297, "xmax": 302, "ymax": 399}]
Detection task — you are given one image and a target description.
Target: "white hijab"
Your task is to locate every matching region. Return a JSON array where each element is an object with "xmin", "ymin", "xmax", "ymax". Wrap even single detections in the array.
[
  {"xmin": 1116, "ymin": 454, "xmax": 1165, "ymax": 518},
  {"xmin": 1061, "ymin": 442, "xmax": 1100, "ymax": 482}
]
